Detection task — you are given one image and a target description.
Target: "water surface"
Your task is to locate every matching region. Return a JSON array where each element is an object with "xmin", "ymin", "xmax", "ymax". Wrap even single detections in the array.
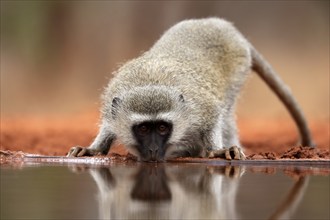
[{"xmin": 1, "ymin": 162, "xmax": 329, "ymax": 219}]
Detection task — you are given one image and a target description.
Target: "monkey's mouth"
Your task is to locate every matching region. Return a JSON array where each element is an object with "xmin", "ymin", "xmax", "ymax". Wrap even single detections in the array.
[
  {"xmin": 139, "ymin": 151, "xmax": 166, "ymax": 162},
  {"xmin": 141, "ymin": 156, "xmax": 166, "ymax": 163},
  {"xmin": 133, "ymin": 145, "xmax": 168, "ymax": 162}
]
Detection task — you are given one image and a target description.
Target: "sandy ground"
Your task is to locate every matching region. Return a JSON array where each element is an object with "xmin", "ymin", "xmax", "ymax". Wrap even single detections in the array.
[{"xmin": 0, "ymin": 111, "xmax": 329, "ymax": 162}]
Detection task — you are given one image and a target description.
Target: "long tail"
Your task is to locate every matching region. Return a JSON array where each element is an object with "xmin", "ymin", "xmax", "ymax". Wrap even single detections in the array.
[{"xmin": 251, "ymin": 47, "xmax": 314, "ymax": 147}]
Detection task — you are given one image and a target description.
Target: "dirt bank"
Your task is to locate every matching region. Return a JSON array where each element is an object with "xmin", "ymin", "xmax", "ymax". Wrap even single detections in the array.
[{"xmin": 1, "ymin": 111, "xmax": 329, "ymax": 161}]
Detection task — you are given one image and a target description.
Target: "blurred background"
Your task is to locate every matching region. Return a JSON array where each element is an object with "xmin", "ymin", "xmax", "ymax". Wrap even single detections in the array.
[{"xmin": 1, "ymin": 1, "xmax": 329, "ymax": 120}]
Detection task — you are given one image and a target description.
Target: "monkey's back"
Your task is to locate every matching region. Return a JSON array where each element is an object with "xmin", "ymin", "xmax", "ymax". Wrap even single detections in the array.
[
  {"xmin": 105, "ymin": 18, "xmax": 252, "ymax": 122},
  {"xmin": 149, "ymin": 18, "xmax": 251, "ymax": 99}
]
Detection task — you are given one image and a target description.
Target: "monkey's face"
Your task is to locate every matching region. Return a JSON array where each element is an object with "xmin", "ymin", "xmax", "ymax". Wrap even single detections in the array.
[
  {"xmin": 108, "ymin": 86, "xmax": 193, "ymax": 162},
  {"xmin": 132, "ymin": 120, "xmax": 172, "ymax": 162}
]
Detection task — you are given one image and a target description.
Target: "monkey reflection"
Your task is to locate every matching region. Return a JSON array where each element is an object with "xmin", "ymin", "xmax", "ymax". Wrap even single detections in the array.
[
  {"xmin": 130, "ymin": 165, "xmax": 171, "ymax": 201},
  {"xmin": 269, "ymin": 176, "xmax": 309, "ymax": 220},
  {"xmin": 71, "ymin": 164, "xmax": 311, "ymax": 220},
  {"xmin": 86, "ymin": 164, "xmax": 244, "ymax": 220}
]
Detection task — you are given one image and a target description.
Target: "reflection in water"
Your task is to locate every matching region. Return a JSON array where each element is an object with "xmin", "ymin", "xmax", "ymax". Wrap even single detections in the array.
[
  {"xmin": 269, "ymin": 176, "xmax": 309, "ymax": 220},
  {"xmin": 2, "ymin": 163, "xmax": 328, "ymax": 220},
  {"xmin": 78, "ymin": 164, "xmax": 308, "ymax": 220},
  {"xmin": 130, "ymin": 165, "xmax": 171, "ymax": 201}
]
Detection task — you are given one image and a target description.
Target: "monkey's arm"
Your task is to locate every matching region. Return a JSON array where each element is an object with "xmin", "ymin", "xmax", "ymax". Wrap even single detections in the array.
[{"xmin": 67, "ymin": 122, "xmax": 116, "ymax": 157}]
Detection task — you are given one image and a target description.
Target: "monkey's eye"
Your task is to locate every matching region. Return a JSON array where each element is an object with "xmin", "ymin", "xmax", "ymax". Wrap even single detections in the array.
[
  {"xmin": 138, "ymin": 125, "xmax": 150, "ymax": 136},
  {"xmin": 157, "ymin": 124, "xmax": 169, "ymax": 135}
]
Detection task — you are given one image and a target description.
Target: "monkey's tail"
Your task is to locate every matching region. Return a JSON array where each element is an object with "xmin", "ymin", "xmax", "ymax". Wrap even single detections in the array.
[{"xmin": 251, "ymin": 47, "xmax": 314, "ymax": 147}]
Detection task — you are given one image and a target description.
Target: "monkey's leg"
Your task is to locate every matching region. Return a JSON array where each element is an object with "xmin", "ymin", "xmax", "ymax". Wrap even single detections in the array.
[{"xmin": 67, "ymin": 122, "xmax": 116, "ymax": 157}]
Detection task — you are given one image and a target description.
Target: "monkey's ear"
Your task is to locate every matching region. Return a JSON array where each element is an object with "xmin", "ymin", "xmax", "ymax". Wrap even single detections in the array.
[
  {"xmin": 111, "ymin": 97, "xmax": 121, "ymax": 119},
  {"xmin": 179, "ymin": 94, "xmax": 185, "ymax": 102}
]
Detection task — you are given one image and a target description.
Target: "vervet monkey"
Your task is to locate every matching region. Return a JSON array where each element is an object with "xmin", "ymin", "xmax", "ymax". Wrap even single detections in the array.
[{"xmin": 67, "ymin": 18, "xmax": 313, "ymax": 161}]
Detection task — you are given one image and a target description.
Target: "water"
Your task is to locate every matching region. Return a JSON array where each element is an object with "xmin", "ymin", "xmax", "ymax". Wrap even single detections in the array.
[{"xmin": 1, "ymin": 162, "xmax": 329, "ymax": 219}]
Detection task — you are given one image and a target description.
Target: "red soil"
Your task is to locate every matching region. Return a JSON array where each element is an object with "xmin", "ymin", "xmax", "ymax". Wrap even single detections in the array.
[{"xmin": 0, "ymin": 111, "xmax": 329, "ymax": 161}]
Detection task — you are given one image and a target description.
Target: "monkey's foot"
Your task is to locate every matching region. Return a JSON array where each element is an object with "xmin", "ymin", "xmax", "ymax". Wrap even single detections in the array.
[
  {"xmin": 208, "ymin": 146, "xmax": 246, "ymax": 160},
  {"xmin": 67, "ymin": 146, "xmax": 102, "ymax": 157}
]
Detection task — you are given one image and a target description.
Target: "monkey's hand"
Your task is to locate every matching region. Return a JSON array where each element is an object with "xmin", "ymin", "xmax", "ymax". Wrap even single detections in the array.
[
  {"xmin": 67, "ymin": 146, "xmax": 103, "ymax": 157},
  {"xmin": 208, "ymin": 146, "xmax": 246, "ymax": 160}
]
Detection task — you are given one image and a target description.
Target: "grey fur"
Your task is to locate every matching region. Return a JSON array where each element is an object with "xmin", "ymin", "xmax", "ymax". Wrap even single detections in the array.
[{"xmin": 67, "ymin": 18, "xmax": 313, "ymax": 159}]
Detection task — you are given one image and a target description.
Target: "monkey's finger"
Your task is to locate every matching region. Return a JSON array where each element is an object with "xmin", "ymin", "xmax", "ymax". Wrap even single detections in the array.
[
  {"xmin": 77, "ymin": 148, "xmax": 88, "ymax": 157},
  {"xmin": 66, "ymin": 148, "xmax": 76, "ymax": 157},
  {"xmin": 232, "ymin": 146, "xmax": 241, "ymax": 160},
  {"xmin": 239, "ymin": 149, "xmax": 246, "ymax": 160},
  {"xmin": 67, "ymin": 147, "xmax": 83, "ymax": 157},
  {"xmin": 208, "ymin": 151, "xmax": 215, "ymax": 158},
  {"xmin": 234, "ymin": 146, "xmax": 246, "ymax": 160},
  {"xmin": 225, "ymin": 149, "xmax": 232, "ymax": 160}
]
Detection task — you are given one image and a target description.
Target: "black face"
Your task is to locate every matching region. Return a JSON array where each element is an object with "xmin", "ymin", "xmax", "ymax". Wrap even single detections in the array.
[{"xmin": 132, "ymin": 120, "xmax": 172, "ymax": 162}]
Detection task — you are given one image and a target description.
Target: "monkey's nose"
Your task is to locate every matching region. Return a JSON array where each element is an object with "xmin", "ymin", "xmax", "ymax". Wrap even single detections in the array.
[{"xmin": 149, "ymin": 149, "xmax": 159, "ymax": 161}]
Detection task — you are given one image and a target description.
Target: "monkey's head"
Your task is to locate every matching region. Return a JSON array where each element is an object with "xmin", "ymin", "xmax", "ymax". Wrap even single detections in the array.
[{"xmin": 107, "ymin": 86, "xmax": 194, "ymax": 162}]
